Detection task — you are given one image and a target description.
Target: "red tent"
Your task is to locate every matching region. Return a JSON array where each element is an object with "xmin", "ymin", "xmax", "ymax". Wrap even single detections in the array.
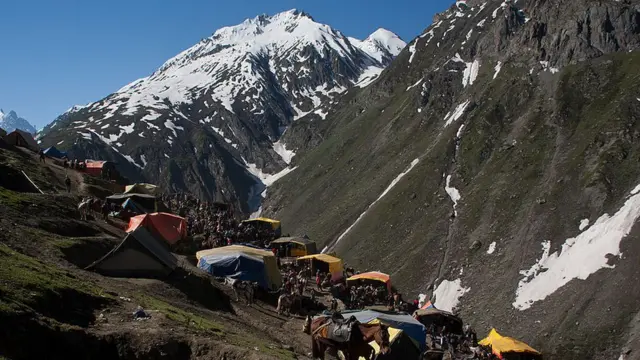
[{"xmin": 126, "ymin": 212, "xmax": 187, "ymax": 245}]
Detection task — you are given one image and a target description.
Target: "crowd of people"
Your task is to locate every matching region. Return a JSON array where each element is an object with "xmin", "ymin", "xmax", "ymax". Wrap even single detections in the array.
[{"xmin": 162, "ymin": 192, "xmax": 279, "ymax": 250}]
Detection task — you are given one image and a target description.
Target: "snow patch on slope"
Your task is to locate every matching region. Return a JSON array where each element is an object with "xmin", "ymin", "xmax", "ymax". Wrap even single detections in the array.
[
  {"xmin": 463, "ymin": 59, "xmax": 480, "ymax": 87},
  {"xmin": 444, "ymin": 174, "xmax": 461, "ymax": 217},
  {"xmin": 273, "ymin": 140, "xmax": 296, "ymax": 164},
  {"xmin": 444, "ymin": 100, "xmax": 471, "ymax": 127},
  {"xmin": 433, "ymin": 279, "xmax": 470, "ymax": 312},
  {"xmin": 513, "ymin": 184, "xmax": 640, "ymax": 310}
]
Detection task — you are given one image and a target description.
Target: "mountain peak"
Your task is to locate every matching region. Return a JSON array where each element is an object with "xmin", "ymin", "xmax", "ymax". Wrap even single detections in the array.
[{"xmin": 0, "ymin": 109, "xmax": 36, "ymax": 134}]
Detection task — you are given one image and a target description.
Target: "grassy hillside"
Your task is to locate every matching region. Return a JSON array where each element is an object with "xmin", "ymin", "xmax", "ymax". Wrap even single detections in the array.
[
  {"xmin": 263, "ymin": 1, "xmax": 640, "ymax": 358},
  {"xmin": 0, "ymin": 146, "xmax": 306, "ymax": 360}
]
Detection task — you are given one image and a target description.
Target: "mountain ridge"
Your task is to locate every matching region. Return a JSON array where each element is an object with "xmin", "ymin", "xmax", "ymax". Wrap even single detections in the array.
[
  {"xmin": 261, "ymin": 1, "xmax": 640, "ymax": 358},
  {"xmin": 0, "ymin": 109, "xmax": 37, "ymax": 134},
  {"xmin": 38, "ymin": 9, "xmax": 406, "ymax": 214}
]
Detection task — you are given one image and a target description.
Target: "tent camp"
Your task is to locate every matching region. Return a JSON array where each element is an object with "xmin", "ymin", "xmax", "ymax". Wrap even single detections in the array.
[
  {"xmin": 43, "ymin": 146, "xmax": 67, "ymax": 159},
  {"xmin": 339, "ymin": 310, "xmax": 427, "ymax": 350},
  {"xmin": 5, "ymin": 130, "xmax": 39, "ymax": 152},
  {"xmin": 241, "ymin": 217, "xmax": 282, "ymax": 237},
  {"xmin": 124, "ymin": 183, "xmax": 159, "ymax": 195},
  {"xmin": 479, "ymin": 329, "xmax": 542, "ymax": 360},
  {"xmin": 413, "ymin": 308, "xmax": 464, "ymax": 335},
  {"xmin": 347, "ymin": 271, "xmax": 392, "ymax": 291},
  {"xmin": 269, "ymin": 237, "xmax": 318, "ymax": 257},
  {"xmin": 297, "ymin": 254, "xmax": 343, "ymax": 275},
  {"xmin": 107, "ymin": 193, "xmax": 157, "ymax": 213},
  {"xmin": 84, "ymin": 160, "xmax": 119, "ymax": 179},
  {"xmin": 196, "ymin": 245, "xmax": 282, "ymax": 290},
  {"xmin": 85, "ymin": 228, "xmax": 177, "ymax": 278},
  {"xmin": 126, "ymin": 213, "xmax": 187, "ymax": 245}
]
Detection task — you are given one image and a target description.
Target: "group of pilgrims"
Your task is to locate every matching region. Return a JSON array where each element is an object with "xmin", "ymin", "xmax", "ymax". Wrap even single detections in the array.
[{"xmin": 75, "ymin": 182, "xmax": 540, "ymax": 360}]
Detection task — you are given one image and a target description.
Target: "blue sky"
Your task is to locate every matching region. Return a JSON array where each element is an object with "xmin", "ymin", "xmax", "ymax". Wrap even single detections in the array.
[{"xmin": 1, "ymin": 0, "xmax": 451, "ymax": 128}]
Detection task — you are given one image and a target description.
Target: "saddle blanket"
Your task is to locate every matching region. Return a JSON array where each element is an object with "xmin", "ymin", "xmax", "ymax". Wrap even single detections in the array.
[{"xmin": 326, "ymin": 322, "xmax": 353, "ymax": 343}]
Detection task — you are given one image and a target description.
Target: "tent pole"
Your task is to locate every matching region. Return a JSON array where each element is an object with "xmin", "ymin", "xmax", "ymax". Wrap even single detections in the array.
[{"xmin": 22, "ymin": 171, "xmax": 44, "ymax": 194}]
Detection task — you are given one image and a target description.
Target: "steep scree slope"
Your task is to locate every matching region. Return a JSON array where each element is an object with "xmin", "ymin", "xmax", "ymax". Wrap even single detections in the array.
[
  {"xmin": 38, "ymin": 9, "xmax": 405, "ymax": 214},
  {"xmin": 263, "ymin": 1, "xmax": 640, "ymax": 359}
]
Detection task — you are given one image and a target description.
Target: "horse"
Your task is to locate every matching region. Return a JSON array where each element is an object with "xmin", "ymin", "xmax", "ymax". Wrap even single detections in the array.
[
  {"xmin": 304, "ymin": 315, "xmax": 390, "ymax": 360},
  {"xmin": 277, "ymin": 293, "xmax": 295, "ymax": 316},
  {"xmin": 230, "ymin": 279, "xmax": 258, "ymax": 305}
]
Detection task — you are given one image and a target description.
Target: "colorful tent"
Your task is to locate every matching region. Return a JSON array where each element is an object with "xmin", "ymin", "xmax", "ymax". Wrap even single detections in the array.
[
  {"xmin": 85, "ymin": 228, "xmax": 177, "ymax": 278},
  {"xmin": 43, "ymin": 146, "xmax": 67, "ymax": 159},
  {"xmin": 196, "ymin": 245, "xmax": 282, "ymax": 290},
  {"xmin": 5, "ymin": 130, "xmax": 39, "ymax": 152},
  {"xmin": 413, "ymin": 308, "xmax": 464, "ymax": 334},
  {"xmin": 242, "ymin": 217, "xmax": 282, "ymax": 236},
  {"xmin": 347, "ymin": 271, "xmax": 391, "ymax": 290},
  {"xmin": 124, "ymin": 183, "xmax": 159, "ymax": 195},
  {"xmin": 84, "ymin": 160, "xmax": 117, "ymax": 178},
  {"xmin": 126, "ymin": 213, "xmax": 187, "ymax": 245},
  {"xmin": 338, "ymin": 309, "xmax": 427, "ymax": 350},
  {"xmin": 479, "ymin": 329, "xmax": 542, "ymax": 360},
  {"xmin": 269, "ymin": 237, "xmax": 318, "ymax": 257},
  {"xmin": 420, "ymin": 300, "xmax": 434, "ymax": 310},
  {"xmin": 297, "ymin": 253, "xmax": 344, "ymax": 274}
]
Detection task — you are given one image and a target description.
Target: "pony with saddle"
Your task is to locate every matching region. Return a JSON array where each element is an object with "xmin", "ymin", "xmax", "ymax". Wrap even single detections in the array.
[{"xmin": 303, "ymin": 313, "xmax": 390, "ymax": 360}]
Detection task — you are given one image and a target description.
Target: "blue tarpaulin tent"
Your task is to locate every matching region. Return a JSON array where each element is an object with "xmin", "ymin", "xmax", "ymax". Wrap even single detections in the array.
[
  {"xmin": 43, "ymin": 146, "xmax": 67, "ymax": 158},
  {"xmin": 198, "ymin": 253, "xmax": 269, "ymax": 289},
  {"xmin": 337, "ymin": 310, "xmax": 427, "ymax": 350}
]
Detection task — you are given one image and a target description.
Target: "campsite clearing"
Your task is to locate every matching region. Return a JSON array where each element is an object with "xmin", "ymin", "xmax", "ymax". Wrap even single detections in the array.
[{"xmin": 0, "ymin": 145, "xmax": 311, "ymax": 359}]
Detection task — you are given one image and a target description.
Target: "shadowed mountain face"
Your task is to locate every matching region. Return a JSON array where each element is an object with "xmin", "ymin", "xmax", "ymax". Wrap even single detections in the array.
[
  {"xmin": 37, "ymin": 9, "xmax": 405, "ymax": 214},
  {"xmin": 261, "ymin": 1, "xmax": 640, "ymax": 358}
]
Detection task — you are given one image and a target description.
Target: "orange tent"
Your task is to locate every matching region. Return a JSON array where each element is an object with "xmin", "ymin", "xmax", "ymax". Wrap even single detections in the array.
[
  {"xmin": 347, "ymin": 271, "xmax": 392, "ymax": 290},
  {"xmin": 126, "ymin": 212, "xmax": 187, "ymax": 245}
]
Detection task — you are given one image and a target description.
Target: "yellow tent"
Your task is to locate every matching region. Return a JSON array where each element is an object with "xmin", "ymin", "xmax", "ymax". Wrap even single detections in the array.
[
  {"xmin": 242, "ymin": 217, "xmax": 281, "ymax": 229},
  {"xmin": 196, "ymin": 245, "xmax": 282, "ymax": 289},
  {"xmin": 479, "ymin": 328, "xmax": 541, "ymax": 359},
  {"xmin": 297, "ymin": 254, "xmax": 344, "ymax": 274},
  {"xmin": 269, "ymin": 237, "xmax": 318, "ymax": 256},
  {"xmin": 124, "ymin": 183, "xmax": 159, "ymax": 195}
]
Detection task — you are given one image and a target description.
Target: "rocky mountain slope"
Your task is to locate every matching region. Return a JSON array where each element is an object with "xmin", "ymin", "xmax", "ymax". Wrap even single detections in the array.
[
  {"xmin": 0, "ymin": 109, "xmax": 36, "ymax": 134},
  {"xmin": 37, "ymin": 10, "xmax": 405, "ymax": 214},
  {"xmin": 262, "ymin": 0, "xmax": 640, "ymax": 358}
]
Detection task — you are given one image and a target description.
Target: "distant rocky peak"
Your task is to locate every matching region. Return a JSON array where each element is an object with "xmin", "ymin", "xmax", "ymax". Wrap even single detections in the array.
[{"xmin": 0, "ymin": 109, "xmax": 36, "ymax": 134}]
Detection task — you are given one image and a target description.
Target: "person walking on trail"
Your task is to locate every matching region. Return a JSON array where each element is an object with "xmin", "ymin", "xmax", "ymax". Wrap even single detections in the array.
[
  {"xmin": 101, "ymin": 200, "xmax": 110, "ymax": 221},
  {"xmin": 64, "ymin": 175, "xmax": 71, "ymax": 193},
  {"xmin": 38, "ymin": 149, "xmax": 45, "ymax": 163}
]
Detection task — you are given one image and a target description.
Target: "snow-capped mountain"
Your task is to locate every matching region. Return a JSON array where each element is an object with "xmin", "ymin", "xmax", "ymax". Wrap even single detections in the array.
[
  {"xmin": 0, "ymin": 109, "xmax": 36, "ymax": 134},
  {"xmin": 39, "ymin": 9, "xmax": 405, "ymax": 213}
]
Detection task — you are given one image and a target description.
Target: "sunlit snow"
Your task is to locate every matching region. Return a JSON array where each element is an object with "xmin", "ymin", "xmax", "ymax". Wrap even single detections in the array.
[
  {"xmin": 463, "ymin": 59, "xmax": 480, "ymax": 87},
  {"xmin": 487, "ymin": 241, "xmax": 497, "ymax": 254},
  {"xmin": 433, "ymin": 279, "xmax": 470, "ymax": 312},
  {"xmin": 579, "ymin": 218, "xmax": 590, "ymax": 231},
  {"xmin": 444, "ymin": 100, "xmax": 471, "ymax": 127},
  {"xmin": 493, "ymin": 61, "xmax": 503, "ymax": 79},
  {"xmin": 273, "ymin": 140, "xmax": 296, "ymax": 164},
  {"xmin": 513, "ymin": 184, "xmax": 640, "ymax": 310},
  {"xmin": 444, "ymin": 174, "xmax": 461, "ymax": 216}
]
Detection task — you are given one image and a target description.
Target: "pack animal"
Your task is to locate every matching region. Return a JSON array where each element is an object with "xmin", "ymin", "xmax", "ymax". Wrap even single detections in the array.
[{"xmin": 304, "ymin": 315, "xmax": 390, "ymax": 360}]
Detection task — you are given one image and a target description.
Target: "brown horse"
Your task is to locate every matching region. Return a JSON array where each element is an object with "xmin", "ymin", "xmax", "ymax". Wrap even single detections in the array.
[{"xmin": 304, "ymin": 316, "xmax": 390, "ymax": 360}]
